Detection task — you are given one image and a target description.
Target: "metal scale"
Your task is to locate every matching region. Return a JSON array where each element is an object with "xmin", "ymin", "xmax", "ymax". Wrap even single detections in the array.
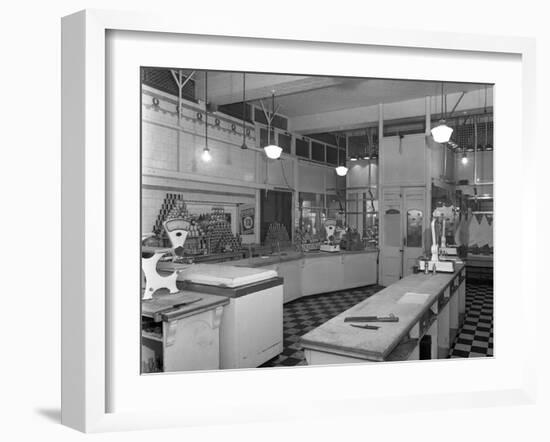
[
  {"xmin": 418, "ymin": 205, "xmax": 461, "ymax": 273},
  {"xmin": 320, "ymin": 220, "xmax": 341, "ymax": 252},
  {"xmin": 141, "ymin": 218, "xmax": 191, "ymax": 300}
]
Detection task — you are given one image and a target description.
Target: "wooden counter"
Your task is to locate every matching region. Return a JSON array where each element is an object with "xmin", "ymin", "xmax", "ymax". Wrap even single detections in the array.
[
  {"xmin": 142, "ymin": 290, "xmax": 228, "ymax": 322},
  {"xmin": 301, "ymin": 264, "xmax": 466, "ymax": 364}
]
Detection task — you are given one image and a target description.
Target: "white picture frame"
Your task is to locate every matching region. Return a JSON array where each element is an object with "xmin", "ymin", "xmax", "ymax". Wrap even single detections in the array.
[{"xmin": 61, "ymin": 9, "xmax": 538, "ymax": 433}]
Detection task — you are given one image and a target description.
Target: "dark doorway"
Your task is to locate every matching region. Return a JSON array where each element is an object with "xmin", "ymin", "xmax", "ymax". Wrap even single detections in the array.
[{"xmin": 260, "ymin": 190, "xmax": 293, "ymax": 244}]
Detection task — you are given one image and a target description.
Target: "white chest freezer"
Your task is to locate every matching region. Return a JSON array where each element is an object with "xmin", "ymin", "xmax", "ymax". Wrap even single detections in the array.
[{"xmin": 178, "ymin": 264, "xmax": 283, "ymax": 369}]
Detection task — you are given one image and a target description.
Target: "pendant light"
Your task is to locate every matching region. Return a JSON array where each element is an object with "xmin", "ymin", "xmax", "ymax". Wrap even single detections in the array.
[
  {"xmin": 431, "ymin": 82, "xmax": 453, "ymax": 143},
  {"xmin": 201, "ymin": 71, "xmax": 212, "ymax": 162},
  {"xmin": 263, "ymin": 91, "xmax": 282, "ymax": 159},
  {"xmin": 335, "ymin": 166, "xmax": 349, "ymax": 176},
  {"xmin": 334, "ymin": 134, "xmax": 348, "ymax": 176},
  {"xmin": 241, "ymin": 72, "xmax": 248, "ymax": 150},
  {"xmin": 461, "ymin": 150, "xmax": 468, "ymax": 165}
]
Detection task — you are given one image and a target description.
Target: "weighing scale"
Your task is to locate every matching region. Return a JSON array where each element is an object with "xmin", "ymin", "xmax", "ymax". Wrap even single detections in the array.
[
  {"xmin": 418, "ymin": 206, "xmax": 458, "ymax": 273},
  {"xmin": 141, "ymin": 218, "xmax": 191, "ymax": 300},
  {"xmin": 320, "ymin": 221, "xmax": 340, "ymax": 252}
]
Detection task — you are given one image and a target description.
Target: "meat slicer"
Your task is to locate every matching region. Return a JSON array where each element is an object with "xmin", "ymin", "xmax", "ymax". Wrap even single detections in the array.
[{"xmin": 141, "ymin": 218, "xmax": 190, "ymax": 300}]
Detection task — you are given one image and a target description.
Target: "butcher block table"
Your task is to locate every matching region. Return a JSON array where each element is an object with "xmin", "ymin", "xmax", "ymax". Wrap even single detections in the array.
[
  {"xmin": 301, "ymin": 264, "xmax": 466, "ymax": 364},
  {"xmin": 141, "ymin": 291, "xmax": 229, "ymax": 373}
]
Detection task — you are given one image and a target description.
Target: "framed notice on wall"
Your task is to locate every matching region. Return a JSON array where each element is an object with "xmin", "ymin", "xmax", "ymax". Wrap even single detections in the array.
[{"xmin": 240, "ymin": 204, "xmax": 255, "ymax": 235}]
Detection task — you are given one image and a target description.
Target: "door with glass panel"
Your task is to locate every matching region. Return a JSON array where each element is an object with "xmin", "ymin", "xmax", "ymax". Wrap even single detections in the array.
[
  {"xmin": 380, "ymin": 186, "xmax": 425, "ymax": 286},
  {"xmin": 380, "ymin": 187, "xmax": 403, "ymax": 286},
  {"xmin": 402, "ymin": 187, "xmax": 425, "ymax": 277}
]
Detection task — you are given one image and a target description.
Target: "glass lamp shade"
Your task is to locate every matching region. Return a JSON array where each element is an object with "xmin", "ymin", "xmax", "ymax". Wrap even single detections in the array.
[
  {"xmin": 264, "ymin": 144, "xmax": 283, "ymax": 159},
  {"xmin": 335, "ymin": 166, "xmax": 349, "ymax": 176},
  {"xmin": 201, "ymin": 147, "xmax": 212, "ymax": 162},
  {"xmin": 431, "ymin": 119, "xmax": 453, "ymax": 143},
  {"xmin": 461, "ymin": 153, "xmax": 468, "ymax": 165}
]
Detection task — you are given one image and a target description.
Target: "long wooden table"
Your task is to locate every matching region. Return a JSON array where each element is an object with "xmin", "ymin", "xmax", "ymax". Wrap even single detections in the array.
[{"xmin": 300, "ymin": 264, "xmax": 466, "ymax": 364}]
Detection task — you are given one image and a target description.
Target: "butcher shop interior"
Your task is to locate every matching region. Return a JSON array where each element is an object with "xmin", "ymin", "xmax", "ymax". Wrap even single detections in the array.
[{"xmin": 140, "ymin": 68, "xmax": 494, "ymax": 373}]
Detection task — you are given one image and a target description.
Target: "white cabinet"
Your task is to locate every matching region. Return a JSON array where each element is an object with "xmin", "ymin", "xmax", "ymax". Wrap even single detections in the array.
[
  {"xmin": 277, "ymin": 260, "xmax": 302, "ymax": 303},
  {"xmin": 301, "ymin": 256, "xmax": 341, "ymax": 296},
  {"xmin": 342, "ymin": 252, "xmax": 377, "ymax": 288}
]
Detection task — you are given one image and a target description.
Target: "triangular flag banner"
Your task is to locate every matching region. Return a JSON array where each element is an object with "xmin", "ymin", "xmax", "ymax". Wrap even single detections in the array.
[
  {"xmin": 469, "ymin": 214, "xmax": 481, "ymax": 247},
  {"xmin": 454, "ymin": 218, "xmax": 462, "ymax": 246},
  {"xmin": 478, "ymin": 215, "xmax": 490, "ymax": 248}
]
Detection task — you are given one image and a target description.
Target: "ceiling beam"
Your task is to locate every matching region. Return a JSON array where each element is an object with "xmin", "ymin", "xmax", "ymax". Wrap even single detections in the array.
[
  {"xmin": 195, "ymin": 73, "xmax": 346, "ymax": 106},
  {"xmin": 290, "ymin": 89, "xmax": 493, "ymax": 134}
]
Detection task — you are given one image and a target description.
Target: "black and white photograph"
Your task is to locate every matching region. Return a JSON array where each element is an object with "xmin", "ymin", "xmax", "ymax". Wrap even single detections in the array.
[
  {"xmin": 140, "ymin": 68, "xmax": 494, "ymax": 373},
  {"xmin": 3, "ymin": 0, "xmax": 548, "ymax": 439}
]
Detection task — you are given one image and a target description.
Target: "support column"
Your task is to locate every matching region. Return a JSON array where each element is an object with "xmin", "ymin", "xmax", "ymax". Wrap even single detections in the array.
[
  {"xmin": 293, "ymin": 157, "xmax": 300, "ymax": 237},
  {"xmin": 378, "ymin": 103, "xmax": 384, "ymax": 284},
  {"xmin": 378, "ymin": 103, "xmax": 384, "ymax": 183},
  {"xmin": 425, "ymin": 96, "xmax": 433, "ymax": 255}
]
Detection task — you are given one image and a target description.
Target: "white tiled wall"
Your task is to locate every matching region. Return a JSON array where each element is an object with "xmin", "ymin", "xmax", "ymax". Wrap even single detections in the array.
[{"xmin": 141, "ymin": 86, "xmax": 338, "ymax": 235}]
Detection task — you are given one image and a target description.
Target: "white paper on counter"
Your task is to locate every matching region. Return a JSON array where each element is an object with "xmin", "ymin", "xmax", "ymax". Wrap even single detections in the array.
[
  {"xmin": 179, "ymin": 263, "xmax": 278, "ymax": 288},
  {"xmin": 397, "ymin": 292, "xmax": 431, "ymax": 305}
]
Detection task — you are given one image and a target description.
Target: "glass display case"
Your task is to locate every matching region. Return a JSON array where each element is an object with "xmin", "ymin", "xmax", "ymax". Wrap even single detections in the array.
[
  {"xmin": 346, "ymin": 190, "xmax": 379, "ymax": 248},
  {"xmin": 298, "ymin": 192, "xmax": 325, "ymax": 237}
]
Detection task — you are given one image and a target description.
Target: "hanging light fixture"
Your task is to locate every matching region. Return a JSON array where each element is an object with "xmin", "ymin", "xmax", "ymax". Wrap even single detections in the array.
[
  {"xmin": 335, "ymin": 166, "xmax": 349, "ymax": 176},
  {"xmin": 334, "ymin": 134, "xmax": 348, "ymax": 176},
  {"xmin": 201, "ymin": 71, "xmax": 212, "ymax": 162},
  {"xmin": 264, "ymin": 143, "xmax": 282, "ymax": 159},
  {"xmin": 201, "ymin": 146, "xmax": 212, "ymax": 162},
  {"xmin": 431, "ymin": 82, "xmax": 453, "ymax": 143},
  {"xmin": 262, "ymin": 91, "xmax": 282, "ymax": 159},
  {"xmin": 461, "ymin": 150, "xmax": 468, "ymax": 165}
]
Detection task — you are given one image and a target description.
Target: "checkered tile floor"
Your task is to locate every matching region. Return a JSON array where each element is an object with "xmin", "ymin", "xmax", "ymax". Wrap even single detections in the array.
[
  {"xmin": 260, "ymin": 286, "xmax": 384, "ymax": 367},
  {"xmin": 260, "ymin": 281, "xmax": 493, "ymax": 367},
  {"xmin": 449, "ymin": 281, "xmax": 494, "ymax": 358}
]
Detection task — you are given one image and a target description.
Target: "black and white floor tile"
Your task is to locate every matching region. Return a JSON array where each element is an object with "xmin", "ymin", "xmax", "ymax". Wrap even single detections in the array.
[
  {"xmin": 260, "ymin": 286, "xmax": 383, "ymax": 367},
  {"xmin": 261, "ymin": 280, "xmax": 493, "ymax": 368},
  {"xmin": 449, "ymin": 281, "xmax": 493, "ymax": 358}
]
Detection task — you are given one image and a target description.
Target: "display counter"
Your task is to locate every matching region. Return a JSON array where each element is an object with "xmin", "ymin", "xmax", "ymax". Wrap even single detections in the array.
[
  {"xmin": 156, "ymin": 248, "xmax": 378, "ymax": 304},
  {"xmin": 230, "ymin": 249, "xmax": 379, "ymax": 303},
  {"xmin": 300, "ymin": 264, "xmax": 466, "ymax": 364}
]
